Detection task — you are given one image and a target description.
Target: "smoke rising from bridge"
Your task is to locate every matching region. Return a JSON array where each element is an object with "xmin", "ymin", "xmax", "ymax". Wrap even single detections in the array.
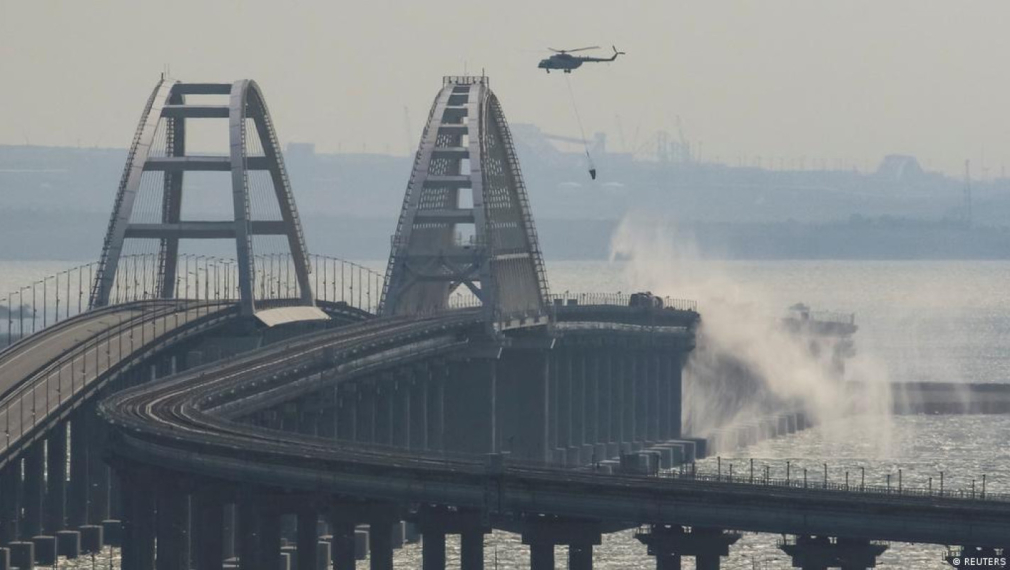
[{"xmin": 609, "ymin": 214, "xmax": 895, "ymax": 451}]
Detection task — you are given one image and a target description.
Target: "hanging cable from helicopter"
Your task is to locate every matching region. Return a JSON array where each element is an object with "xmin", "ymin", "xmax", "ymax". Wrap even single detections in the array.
[
  {"xmin": 564, "ymin": 73, "xmax": 596, "ymax": 180},
  {"xmin": 538, "ymin": 45, "xmax": 625, "ymax": 181}
]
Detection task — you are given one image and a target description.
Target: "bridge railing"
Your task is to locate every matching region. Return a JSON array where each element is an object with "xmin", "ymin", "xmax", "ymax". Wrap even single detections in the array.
[
  {"xmin": 2, "ymin": 254, "xmax": 386, "ymax": 350},
  {"xmin": 655, "ymin": 463, "xmax": 1010, "ymax": 503},
  {"xmin": 0, "ymin": 300, "xmax": 235, "ymax": 458},
  {"xmin": 552, "ymin": 292, "xmax": 698, "ymax": 312}
]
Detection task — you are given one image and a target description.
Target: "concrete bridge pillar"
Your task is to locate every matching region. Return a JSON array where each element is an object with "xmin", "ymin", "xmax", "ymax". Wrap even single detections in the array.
[
  {"xmin": 155, "ymin": 482, "xmax": 190, "ymax": 570},
  {"xmin": 584, "ymin": 350, "xmax": 600, "ymax": 459},
  {"xmin": 67, "ymin": 411, "xmax": 88, "ymax": 528},
  {"xmin": 548, "ymin": 355, "xmax": 560, "ymax": 462},
  {"xmin": 570, "ymin": 350, "xmax": 586, "ymax": 465},
  {"xmin": 296, "ymin": 398, "xmax": 320, "ymax": 436},
  {"xmin": 336, "ymin": 386, "xmax": 356, "ymax": 442},
  {"xmin": 569, "ymin": 541, "xmax": 595, "ymax": 570},
  {"xmin": 554, "ymin": 351, "xmax": 572, "ymax": 464},
  {"xmin": 656, "ymin": 355, "xmax": 673, "ymax": 441},
  {"xmin": 355, "ymin": 384, "xmax": 376, "ymax": 444},
  {"xmin": 368, "ymin": 519, "xmax": 393, "ymax": 570},
  {"xmin": 415, "ymin": 506, "xmax": 488, "ymax": 570},
  {"xmin": 318, "ymin": 387, "xmax": 338, "ymax": 439},
  {"xmin": 192, "ymin": 492, "xmax": 225, "ymax": 570},
  {"xmin": 421, "ymin": 529, "xmax": 445, "ymax": 570},
  {"xmin": 444, "ymin": 358, "xmax": 496, "ymax": 455},
  {"xmin": 667, "ymin": 353, "xmax": 683, "ymax": 440},
  {"xmin": 325, "ymin": 507, "xmax": 357, "ymax": 570},
  {"xmin": 296, "ymin": 509, "xmax": 319, "ymax": 570},
  {"xmin": 496, "ymin": 349, "xmax": 550, "ymax": 463},
  {"xmin": 0, "ymin": 459, "xmax": 21, "ymax": 544},
  {"xmin": 408, "ymin": 366, "xmax": 428, "ymax": 451},
  {"xmin": 374, "ymin": 376, "xmax": 393, "ymax": 446},
  {"xmin": 45, "ymin": 423, "xmax": 68, "ymax": 533},
  {"xmin": 600, "ymin": 350, "xmax": 616, "ymax": 458},
  {"xmin": 780, "ymin": 535, "xmax": 888, "ymax": 570},
  {"xmin": 634, "ymin": 353, "xmax": 649, "ymax": 447},
  {"xmin": 427, "ymin": 363, "xmax": 446, "ymax": 451},
  {"xmin": 237, "ymin": 500, "xmax": 281, "ymax": 570},
  {"xmin": 529, "ymin": 543, "xmax": 554, "ymax": 570},
  {"xmin": 329, "ymin": 521, "xmax": 356, "ymax": 570},
  {"xmin": 623, "ymin": 353, "xmax": 637, "ymax": 450},
  {"xmin": 635, "ymin": 525, "xmax": 740, "ymax": 570},
  {"xmin": 392, "ymin": 372, "xmax": 411, "ymax": 449},
  {"xmin": 86, "ymin": 406, "xmax": 111, "ymax": 525},
  {"xmin": 644, "ymin": 353, "xmax": 656, "ymax": 444},
  {"xmin": 120, "ymin": 468, "xmax": 156, "ymax": 570},
  {"xmin": 22, "ymin": 440, "xmax": 45, "ymax": 539},
  {"xmin": 521, "ymin": 518, "xmax": 601, "ymax": 570},
  {"xmin": 460, "ymin": 531, "xmax": 484, "ymax": 570}
]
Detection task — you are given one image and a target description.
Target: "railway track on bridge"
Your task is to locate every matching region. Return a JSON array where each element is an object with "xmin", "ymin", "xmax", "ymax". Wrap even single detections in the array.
[{"xmin": 97, "ymin": 307, "xmax": 1010, "ymax": 550}]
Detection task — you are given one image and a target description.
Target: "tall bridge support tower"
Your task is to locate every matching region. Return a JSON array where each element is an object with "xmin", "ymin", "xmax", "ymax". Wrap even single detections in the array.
[
  {"xmin": 90, "ymin": 77, "xmax": 315, "ymax": 316},
  {"xmin": 380, "ymin": 76, "xmax": 551, "ymax": 329}
]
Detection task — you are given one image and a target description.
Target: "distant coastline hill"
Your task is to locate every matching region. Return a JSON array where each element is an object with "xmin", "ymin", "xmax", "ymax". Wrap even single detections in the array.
[{"xmin": 1, "ymin": 138, "xmax": 1008, "ymax": 261}]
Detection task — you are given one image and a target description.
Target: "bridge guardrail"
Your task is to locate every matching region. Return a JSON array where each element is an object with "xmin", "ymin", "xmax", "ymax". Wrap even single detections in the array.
[
  {"xmin": 551, "ymin": 293, "xmax": 698, "ymax": 312},
  {"xmin": 2, "ymin": 254, "xmax": 387, "ymax": 351},
  {"xmin": 0, "ymin": 300, "xmax": 234, "ymax": 462},
  {"xmin": 654, "ymin": 463, "xmax": 1010, "ymax": 503}
]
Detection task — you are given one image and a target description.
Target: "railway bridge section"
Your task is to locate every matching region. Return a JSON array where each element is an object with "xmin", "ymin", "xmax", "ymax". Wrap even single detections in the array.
[{"xmin": 1, "ymin": 75, "xmax": 1004, "ymax": 570}]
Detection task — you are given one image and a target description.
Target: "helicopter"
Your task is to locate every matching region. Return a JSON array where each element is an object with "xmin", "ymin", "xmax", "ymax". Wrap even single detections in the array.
[{"xmin": 538, "ymin": 45, "xmax": 625, "ymax": 73}]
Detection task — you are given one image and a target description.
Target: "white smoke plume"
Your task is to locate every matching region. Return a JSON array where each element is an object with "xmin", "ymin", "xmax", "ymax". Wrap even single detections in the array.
[{"xmin": 609, "ymin": 213, "xmax": 894, "ymax": 454}]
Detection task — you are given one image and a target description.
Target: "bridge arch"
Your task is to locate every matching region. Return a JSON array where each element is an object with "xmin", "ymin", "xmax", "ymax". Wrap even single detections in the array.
[
  {"xmin": 380, "ymin": 76, "xmax": 551, "ymax": 329},
  {"xmin": 91, "ymin": 78, "xmax": 314, "ymax": 317}
]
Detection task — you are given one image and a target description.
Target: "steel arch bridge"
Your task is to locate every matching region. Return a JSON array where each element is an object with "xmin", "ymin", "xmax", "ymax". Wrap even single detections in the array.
[
  {"xmin": 380, "ymin": 76, "xmax": 552, "ymax": 329},
  {"xmin": 91, "ymin": 78, "xmax": 315, "ymax": 317}
]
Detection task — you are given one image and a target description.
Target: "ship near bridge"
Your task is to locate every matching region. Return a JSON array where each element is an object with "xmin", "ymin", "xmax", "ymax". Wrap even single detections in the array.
[{"xmin": 0, "ymin": 75, "xmax": 1006, "ymax": 570}]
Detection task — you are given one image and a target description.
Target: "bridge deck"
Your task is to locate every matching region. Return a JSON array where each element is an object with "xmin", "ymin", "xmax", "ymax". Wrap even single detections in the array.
[
  {"xmin": 100, "ymin": 309, "xmax": 1010, "ymax": 548},
  {"xmin": 0, "ymin": 300, "xmax": 235, "ymax": 465}
]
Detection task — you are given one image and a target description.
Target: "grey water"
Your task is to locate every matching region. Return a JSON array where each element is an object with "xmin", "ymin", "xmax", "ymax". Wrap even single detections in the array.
[{"xmin": 4, "ymin": 259, "xmax": 1009, "ymax": 568}]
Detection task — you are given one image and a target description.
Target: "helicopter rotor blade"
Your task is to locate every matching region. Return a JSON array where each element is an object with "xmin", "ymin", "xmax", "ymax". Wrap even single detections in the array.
[{"xmin": 548, "ymin": 46, "xmax": 600, "ymax": 54}]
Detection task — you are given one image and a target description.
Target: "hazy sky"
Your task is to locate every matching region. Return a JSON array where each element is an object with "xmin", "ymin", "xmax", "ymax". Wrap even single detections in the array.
[{"xmin": 2, "ymin": 1, "xmax": 1009, "ymax": 176}]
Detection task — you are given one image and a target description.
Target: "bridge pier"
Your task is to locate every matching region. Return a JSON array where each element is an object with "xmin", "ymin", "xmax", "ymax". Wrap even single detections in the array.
[
  {"xmin": 636, "ymin": 525, "xmax": 740, "ymax": 570},
  {"xmin": 325, "ymin": 507, "xmax": 357, "ymax": 570},
  {"xmin": 408, "ymin": 367, "xmax": 428, "ymax": 451},
  {"xmin": 392, "ymin": 372, "xmax": 410, "ymax": 449},
  {"xmin": 67, "ymin": 410, "xmax": 92, "ymax": 529},
  {"xmin": 521, "ymin": 517, "xmax": 601, "ymax": 570},
  {"xmin": 356, "ymin": 384, "xmax": 376, "ymax": 444},
  {"xmin": 497, "ymin": 349, "xmax": 550, "ymax": 463},
  {"xmin": 120, "ymin": 469, "xmax": 156, "ymax": 570},
  {"xmin": 570, "ymin": 350, "xmax": 586, "ymax": 465},
  {"xmin": 22, "ymin": 440, "xmax": 45, "ymax": 539},
  {"xmin": 296, "ymin": 509, "xmax": 319, "ymax": 570},
  {"xmin": 427, "ymin": 363, "xmax": 446, "ymax": 451},
  {"xmin": 86, "ymin": 405, "xmax": 111, "ymax": 525},
  {"xmin": 155, "ymin": 482, "xmax": 190, "ymax": 570},
  {"xmin": 414, "ymin": 506, "xmax": 487, "ymax": 570},
  {"xmin": 781, "ymin": 535, "xmax": 888, "ymax": 570},
  {"xmin": 336, "ymin": 386, "xmax": 357, "ymax": 442},
  {"xmin": 45, "ymin": 423, "xmax": 68, "ymax": 534},
  {"xmin": 584, "ymin": 351, "xmax": 599, "ymax": 459},
  {"xmin": 0, "ymin": 460, "xmax": 20, "ymax": 544},
  {"xmin": 444, "ymin": 359, "xmax": 496, "ymax": 454},
  {"xmin": 192, "ymin": 492, "xmax": 225, "ymax": 570},
  {"xmin": 606, "ymin": 349, "xmax": 621, "ymax": 457},
  {"xmin": 375, "ymin": 376, "xmax": 393, "ymax": 446}
]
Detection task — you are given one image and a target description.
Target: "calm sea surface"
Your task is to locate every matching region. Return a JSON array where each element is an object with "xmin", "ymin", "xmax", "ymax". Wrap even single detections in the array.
[{"xmin": 2, "ymin": 259, "xmax": 1009, "ymax": 568}]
